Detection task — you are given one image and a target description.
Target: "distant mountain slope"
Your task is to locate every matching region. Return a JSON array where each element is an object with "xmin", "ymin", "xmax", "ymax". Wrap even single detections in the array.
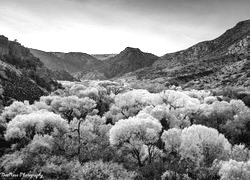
[
  {"xmin": 0, "ymin": 35, "xmax": 62, "ymax": 103},
  {"xmin": 29, "ymin": 48, "xmax": 67, "ymax": 71},
  {"xmin": 154, "ymin": 20, "xmax": 249, "ymax": 69},
  {"xmin": 104, "ymin": 47, "xmax": 159, "ymax": 78},
  {"xmin": 75, "ymin": 47, "xmax": 159, "ymax": 80},
  {"xmin": 29, "ymin": 49, "xmax": 75, "ymax": 81},
  {"xmin": 124, "ymin": 19, "xmax": 250, "ymax": 89},
  {"xmin": 30, "ymin": 49, "xmax": 104, "ymax": 74}
]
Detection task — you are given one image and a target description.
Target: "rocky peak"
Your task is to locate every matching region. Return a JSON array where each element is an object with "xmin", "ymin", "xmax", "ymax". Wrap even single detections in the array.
[
  {"xmin": 102, "ymin": 47, "xmax": 158, "ymax": 78},
  {"xmin": 124, "ymin": 47, "xmax": 141, "ymax": 52},
  {"xmin": 118, "ymin": 47, "xmax": 144, "ymax": 58}
]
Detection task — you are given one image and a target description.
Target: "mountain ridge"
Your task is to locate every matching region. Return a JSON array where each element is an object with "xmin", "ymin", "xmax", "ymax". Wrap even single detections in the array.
[
  {"xmin": 29, "ymin": 19, "xmax": 250, "ymax": 89},
  {"xmin": 126, "ymin": 19, "xmax": 249, "ymax": 89}
]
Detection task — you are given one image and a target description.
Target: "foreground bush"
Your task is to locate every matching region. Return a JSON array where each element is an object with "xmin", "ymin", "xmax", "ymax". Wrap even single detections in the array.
[
  {"xmin": 219, "ymin": 160, "xmax": 250, "ymax": 180},
  {"xmin": 72, "ymin": 160, "xmax": 137, "ymax": 180}
]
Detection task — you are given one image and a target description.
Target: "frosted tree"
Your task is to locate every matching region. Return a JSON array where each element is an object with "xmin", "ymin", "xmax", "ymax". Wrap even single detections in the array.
[
  {"xmin": 161, "ymin": 125, "xmax": 231, "ymax": 178},
  {"xmin": 159, "ymin": 90, "xmax": 201, "ymax": 126},
  {"xmin": 109, "ymin": 113, "xmax": 162, "ymax": 167},
  {"xmin": 65, "ymin": 115, "xmax": 112, "ymax": 162},
  {"xmin": 160, "ymin": 90, "xmax": 200, "ymax": 110},
  {"xmin": 49, "ymin": 95, "xmax": 97, "ymax": 122},
  {"xmin": 5, "ymin": 110, "xmax": 69, "ymax": 145},
  {"xmin": 204, "ymin": 96, "xmax": 219, "ymax": 104},
  {"xmin": 27, "ymin": 134, "xmax": 54, "ymax": 154},
  {"xmin": 68, "ymin": 84, "xmax": 113, "ymax": 116},
  {"xmin": 106, "ymin": 89, "xmax": 163, "ymax": 123},
  {"xmin": 1, "ymin": 110, "xmax": 69, "ymax": 172},
  {"xmin": 0, "ymin": 101, "xmax": 34, "ymax": 124},
  {"xmin": 141, "ymin": 104, "xmax": 191, "ymax": 130},
  {"xmin": 179, "ymin": 125, "xmax": 231, "ymax": 170},
  {"xmin": 161, "ymin": 128, "xmax": 182, "ymax": 155},
  {"xmin": 229, "ymin": 99, "xmax": 249, "ymax": 114},
  {"xmin": 43, "ymin": 95, "xmax": 99, "ymax": 161}
]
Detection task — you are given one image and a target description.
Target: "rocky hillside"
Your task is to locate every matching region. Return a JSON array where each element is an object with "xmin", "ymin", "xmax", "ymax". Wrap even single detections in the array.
[
  {"xmin": 0, "ymin": 35, "xmax": 62, "ymax": 103},
  {"xmin": 125, "ymin": 20, "xmax": 249, "ymax": 89},
  {"xmin": 73, "ymin": 47, "xmax": 159, "ymax": 80},
  {"xmin": 30, "ymin": 49, "xmax": 104, "ymax": 74},
  {"xmin": 104, "ymin": 47, "xmax": 159, "ymax": 78}
]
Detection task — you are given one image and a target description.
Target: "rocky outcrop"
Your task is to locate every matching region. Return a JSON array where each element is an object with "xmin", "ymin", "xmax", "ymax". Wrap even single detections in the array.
[
  {"xmin": 0, "ymin": 36, "xmax": 9, "ymax": 56},
  {"xmin": 0, "ymin": 35, "xmax": 62, "ymax": 103},
  {"xmin": 227, "ymin": 36, "xmax": 249, "ymax": 55}
]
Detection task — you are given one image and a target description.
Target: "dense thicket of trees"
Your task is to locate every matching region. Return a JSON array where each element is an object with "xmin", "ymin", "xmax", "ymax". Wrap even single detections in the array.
[{"xmin": 0, "ymin": 81, "xmax": 250, "ymax": 179}]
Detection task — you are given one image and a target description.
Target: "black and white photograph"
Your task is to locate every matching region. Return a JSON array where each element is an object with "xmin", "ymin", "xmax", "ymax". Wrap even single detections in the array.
[{"xmin": 0, "ymin": 0, "xmax": 250, "ymax": 179}]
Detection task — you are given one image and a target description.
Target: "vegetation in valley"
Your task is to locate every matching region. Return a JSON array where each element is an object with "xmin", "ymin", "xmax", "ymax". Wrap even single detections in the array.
[{"xmin": 0, "ymin": 80, "xmax": 249, "ymax": 180}]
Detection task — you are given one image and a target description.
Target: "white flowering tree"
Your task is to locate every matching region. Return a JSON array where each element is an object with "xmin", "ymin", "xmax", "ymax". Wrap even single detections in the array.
[
  {"xmin": 179, "ymin": 125, "xmax": 231, "ymax": 167},
  {"xmin": 161, "ymin": 125, "xmax": 232, "ymax": 178},
  {"xmin": 109, "ymin": 113, "xmax": 162, "ymax": 167},
  {"xmin": 0, "ymin": 101, "xmax": 34, "ymax": 124},
  {"xmin": 5, "ymin": 110, "xmax": 69, "ymax": 144},
  {"xmin": 105, "ymin": 89, "xmax": 163, "ymax": 124},
  {"xmin": 48, "ymin": 95, "xmax": 97, "ymax": 122},
  {"xmin": 64, "ymin": 115, "xmax": 112, "ymax": 162}
]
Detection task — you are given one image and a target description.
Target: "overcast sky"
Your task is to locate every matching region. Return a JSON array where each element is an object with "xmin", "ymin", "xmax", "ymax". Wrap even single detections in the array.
[{"xmin": 0, "ymin": 0, "xmax": 249, "ymax": 56}]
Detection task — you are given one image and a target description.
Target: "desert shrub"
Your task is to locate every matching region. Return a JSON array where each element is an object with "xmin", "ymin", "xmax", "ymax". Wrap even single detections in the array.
[
  {"xmin": 194, "ymin": 101, "xmax": 233, "ymax": 131},
  {"xmin": 129, "ymin": 81, "xmax": 166, "ymax": 93},
  {"xmin": 223, "ymin": 109, "xmax": 250, "ymax": 147},
  {"xmin": 0, "ymin": 150, "xmax": 26, "ymax": 173},
  {"xmin": 230, "ymin": 144, "xmax": 250, "ymax": 161},
  {"xmin": 72, "ymin": 160, "xmax": 137, "ymax": 180},
  {"xmin": 161, "ymin": 170, "xmax": 191, "ymax": 180},
  {"xmin": 242, "ymin": 95, "xmax": 250, "ymax": 107},
  {"xmin": 219, "ymin": 159, "xmax": 250, "ymax": 180},
  {"xmin": 184, "ymin": 89, "xmax": 211, "ymax": 102},
  {"xmin": 37, "ymin": 156, "xmax": 81, "ymax": 180}
]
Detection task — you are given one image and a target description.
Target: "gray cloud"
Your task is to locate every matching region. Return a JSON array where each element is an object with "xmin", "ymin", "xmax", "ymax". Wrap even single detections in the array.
[{"xmin": 0, "ymin": 0, "xmax": 249, "ymax": 55}]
